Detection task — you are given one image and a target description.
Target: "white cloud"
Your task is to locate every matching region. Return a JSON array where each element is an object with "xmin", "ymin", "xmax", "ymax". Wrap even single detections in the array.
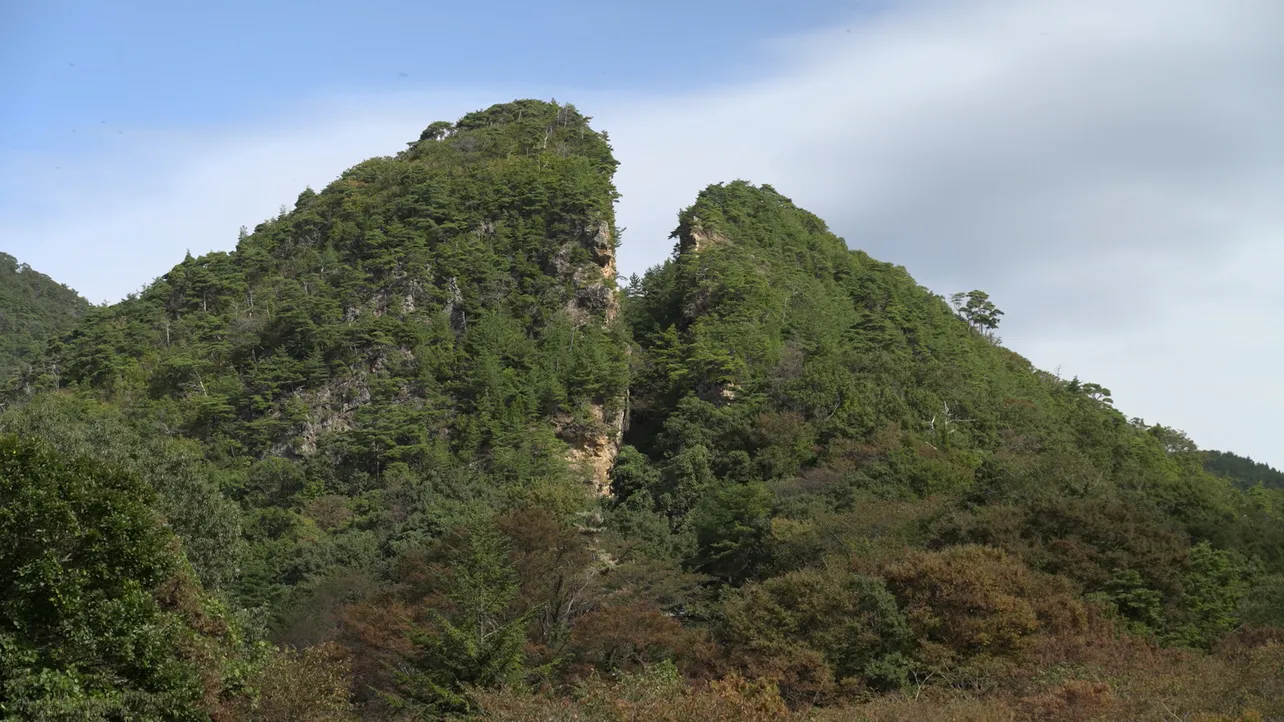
[
  {"xmin": 598, "ymin": 0, "xmax": 1284, "ymax": 465},
  {"xmin": 2, "ymin": 0, "xmax": 1280, "ymax": 466}
]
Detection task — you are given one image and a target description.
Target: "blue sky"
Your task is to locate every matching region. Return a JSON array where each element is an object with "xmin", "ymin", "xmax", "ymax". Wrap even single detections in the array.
[
  {"xmin": 2, "ymin": 0, "xmax": 865, "ymax": 152},
  {"xmin": 2, "ymin": 0, "xmax": 1283, "ymax": 467}
]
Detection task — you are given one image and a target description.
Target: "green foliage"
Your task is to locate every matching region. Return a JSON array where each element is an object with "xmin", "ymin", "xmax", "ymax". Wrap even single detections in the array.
[
  {"xmin": 720, "ymin": 569, "xmax": 911, "ymax": 695},
  {"xmin": 0, "ymin": 434, "xmax": 208, "ymax": 720},
  {"xmin": 624, "ymin": 181, "xmax": 1054, "ymax": 521},
  {"xmin": 949, "ymin": 290, "xmax": 1004, "ymax": 337},
  {"xmin": 388, "ymin": 526, "xmax": 528, "ymax": 715},
  {"xmin": 1205, "ymin": 449, "xmax": 1284, "ymax": 490},
  {"xmin": 1100, "ymin": 568, "xmax": 1166, "ymax": 632},
  {"xmin": 606, "ymin": 488, "xmax": 690, "ymax": 562},
  {"xmin": 690, "ymin": 481, "xmax": 773, "ymax": 584},
  {"xmin": 3, "ymin": 103, "xmax": 1283, "ymax": 719},
  {"xmin": 620, "ymin": 180, "xmax": 1284, "ymax": 681},
  {"xmin": 1173, "ymin": 541, "xmax": 1247, "ymax": 648},
  {"xmin": 0, "ymin": 393, "xmax": 243, "ymax": 591},
  {"xmin": 0, "ymin": 253, "xmax": 90, "ymax": 387},
  {"xmin": 37, "ymin": 101, "xmax": 624, "ymax": 482},
  {"xmin": 5, "ymin": 100, "xmax": 628, "ymax": 627}
]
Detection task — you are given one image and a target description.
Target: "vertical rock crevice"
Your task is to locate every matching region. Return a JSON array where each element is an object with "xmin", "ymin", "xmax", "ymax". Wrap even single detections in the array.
[{"xmin": 562, "ymin": 218, "xmax": 624, "ymax": 495}]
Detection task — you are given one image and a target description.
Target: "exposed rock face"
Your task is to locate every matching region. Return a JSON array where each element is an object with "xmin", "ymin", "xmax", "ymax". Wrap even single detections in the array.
[
  {"xmin": 557, "ymin": 220, "xmax": 619, "ymax": 326},
  {"xmin": 561, "ymin": 218, "xmax": 623, "ymax": 494},
  {"xmin": 564, "ymin": 403, "xmax": 626, "ymax": 496},
  {"xmin": 677, "ymin": 215, "xmax": 730, "ymax": 254},
  {"xmin": 275, "ymin": 379, "xmax": 373, "ymax": 458},
  {"xmin": 281, "ymin": 215, "xmax": 625, "ymax": 495},
  {"xmin": 674, "ymin": 216, "xmax": 733, "ymax": 323}
]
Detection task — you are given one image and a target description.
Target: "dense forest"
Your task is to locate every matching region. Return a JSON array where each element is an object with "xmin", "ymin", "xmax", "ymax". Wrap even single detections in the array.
[
  {"xmin": 1, "ymin": 100, "xmax": 1281, "ymax": 721},
  {"xmin": 0, "ymin": 252, "xmax": 90, "ymax": 385},
  {"xmin": 1205, "ymin": 450, "xmax": 1284, "ymax": 491}
]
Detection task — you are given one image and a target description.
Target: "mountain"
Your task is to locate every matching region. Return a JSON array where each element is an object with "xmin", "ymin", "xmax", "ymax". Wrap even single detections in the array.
[
  {"xmin": 3, "ymin": 101, "xmax": 1283, "ymax": 720},
  {"xmin": 0, "ymin": 252, "xmax": 90, "ymax": 384},
  {"xmin": 621, "ymin": 180, "xmax": 1284, "ymax": 629},
  {"xmin": 41, "ymin": 99, "xmax": 626, "ymax": 492},
  {"xmin": 3, "ymin": 99, "xmax": 630, "ymax": 718},
  {"xmin": 1205, "ymin": 449, "xmax": 1284, "ymax": 490}
]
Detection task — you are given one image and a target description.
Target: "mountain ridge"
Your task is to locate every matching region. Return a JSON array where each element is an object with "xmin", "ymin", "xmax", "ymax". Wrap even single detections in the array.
[
  {"xmin": 2, "ymin": 100, "xmax": 1282, "ymax": 720},
  {"xmin": 22, "ymin": 100, "xmax": 628, "ymax": 491},
  {"xmin": 0, "ymin": 251, "xmax": 91, "ymax": 387}
]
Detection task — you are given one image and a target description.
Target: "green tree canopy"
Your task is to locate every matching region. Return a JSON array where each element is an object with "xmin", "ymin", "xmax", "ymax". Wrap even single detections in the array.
[
  {"xmin": 0, "ymin": 434, "xmax": 209, "ymax": 719},
  {"xmin": 0, "ymin": 252, "xmax": 90, "ymax": 386}
]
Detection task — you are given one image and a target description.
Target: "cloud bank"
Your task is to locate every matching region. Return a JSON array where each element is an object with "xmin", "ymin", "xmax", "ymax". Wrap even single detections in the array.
[{"xmin": 2, "ymin": 0, "xmax": 1280, "ymax": 465}]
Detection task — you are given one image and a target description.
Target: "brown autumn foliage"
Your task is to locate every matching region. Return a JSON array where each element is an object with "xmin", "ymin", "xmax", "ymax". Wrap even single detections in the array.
[
  {"xmin": 337, "ymin": 508, "xmax": 713, "ymax": 710},
  {"xmin": 496, "ymin": 508, "xmax": 599, "ymax": 647},
  {"xmin": 933, "ymin": 491, "xmax": 1191, "ymax": 596},
  {"xmin": 716, "ymin": 567, "xmax": 912, "ymax": 704},
  {"xmin": 769, "ymin": 491, "xmax": 944, "ymax": 575},
  {"xmin": 328, "ymin": 510, "xmax": 1282, "ymax": 722},
  {"xmin": 881, "ymin": 545, "xmax": 1054, "ymax": 654},
  {"xmin": 215, "ymin": 643, "xmax": 358, "ymax": 722},
  {"xmin": 467, "ymin": 632, "xmax": 1284, "ymax": 722},
  {"xmin": 469, "ymin": 667, "xmax": 792, "ymax": 722},
  {"xmin": 332, "ymin": 520, "xmax": 1284, "ymax": 722},
  {"xmin": 339, "ymin": 600, "xmax": 419, "ymax": 708},
  {"xmin": 564, "ymin": 602, "xmax": 700, "ymax": 677}
]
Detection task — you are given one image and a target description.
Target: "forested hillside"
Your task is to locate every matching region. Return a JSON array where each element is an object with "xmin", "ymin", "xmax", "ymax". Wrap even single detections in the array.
[
  {"xmin": 1206, "ymin": 450, "xmax": 1284, "ymax": 491},
  {"xmin": 2, "ymin": 101, "xmax": 1282, "ymax": 721},
  {"xmin": 0, "ymin": 252, "xmax": 89, "ymax": 384}
]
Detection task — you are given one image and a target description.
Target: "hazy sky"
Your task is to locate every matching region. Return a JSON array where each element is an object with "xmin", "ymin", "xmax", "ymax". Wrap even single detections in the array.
[{"xmin": 2, "ymin": 0, "xmax": 1281, "ymax": 468}]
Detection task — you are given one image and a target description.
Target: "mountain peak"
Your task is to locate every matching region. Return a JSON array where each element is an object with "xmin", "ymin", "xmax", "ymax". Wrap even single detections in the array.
[
  {"xmin": 7, "ymin": 100, "xmax": 1284, "ymax": 720},
  {"xmin": 0, "ymin": 253, "xmax": 90, "ymax": 384},
  {"xmin": 403, "ymin": 99, "xmax": 617, "ymax": 179},
  {"xmin": 29, "ymin": 99, "xmax": 629, "ymax": 498},
  {"xmin": 672, "ymin": 181, "xmax": 839, "ymax": 259}
]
